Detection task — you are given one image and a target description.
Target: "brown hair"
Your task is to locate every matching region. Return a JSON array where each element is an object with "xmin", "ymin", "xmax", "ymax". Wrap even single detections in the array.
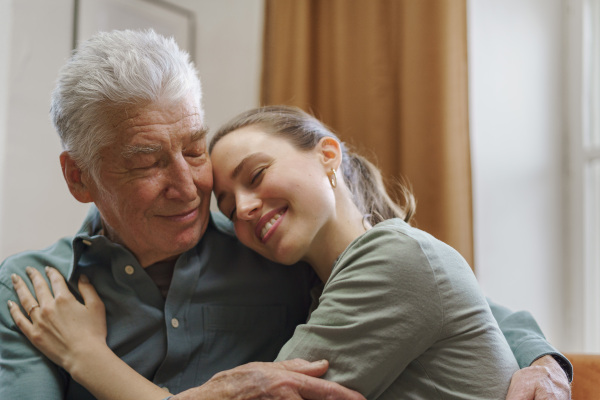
[{"xmin": 209, "ymin": 105, "xmax": 415, "ymax": 225}]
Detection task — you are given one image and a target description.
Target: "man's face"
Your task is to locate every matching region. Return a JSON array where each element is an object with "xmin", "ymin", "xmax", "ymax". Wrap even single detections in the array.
[{"xmin": 83, "ymin": 96, "xmax": 212, "ymax": 267}]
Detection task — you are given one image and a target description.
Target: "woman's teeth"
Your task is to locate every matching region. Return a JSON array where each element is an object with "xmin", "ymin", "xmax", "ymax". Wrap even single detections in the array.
[{"xmin": 261, "ymin": 213, "xmax": 282, "ymax": 239}]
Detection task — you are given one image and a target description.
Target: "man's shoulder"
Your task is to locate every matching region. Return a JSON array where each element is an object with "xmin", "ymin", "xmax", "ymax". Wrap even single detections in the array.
[{"xmin": 0, "ymin": 237, "xmax": 74, "ymax": 288}]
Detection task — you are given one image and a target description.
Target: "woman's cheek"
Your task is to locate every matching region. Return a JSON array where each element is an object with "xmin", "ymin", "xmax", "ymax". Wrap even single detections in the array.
[{"xmin": 234, "ymin": 223, "xmax": 254, "ymax": 248}]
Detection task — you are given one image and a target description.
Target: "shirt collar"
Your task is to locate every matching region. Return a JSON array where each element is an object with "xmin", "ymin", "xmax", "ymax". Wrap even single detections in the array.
[{"xmin": 66, "ymin": 206, "xmax": 229, "ymax": 280}]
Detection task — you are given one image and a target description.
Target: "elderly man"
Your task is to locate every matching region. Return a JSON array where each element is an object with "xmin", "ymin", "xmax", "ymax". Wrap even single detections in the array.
[{"xmin": 0, "ymin": 30, "xmax": 570, "ymax": 400}]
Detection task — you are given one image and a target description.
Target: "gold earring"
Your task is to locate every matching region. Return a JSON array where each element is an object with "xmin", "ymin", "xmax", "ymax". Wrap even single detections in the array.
[{"xmin": 328, "ymin": 169, "xmax": 337, "ymax": 188}]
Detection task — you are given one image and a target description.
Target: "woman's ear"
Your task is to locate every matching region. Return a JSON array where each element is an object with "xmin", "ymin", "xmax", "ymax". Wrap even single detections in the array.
[
  {"xmin": 316, "ymin": 137, "xmax": 342, "ymax": 170},
  {"xmin": 60, "ymin": 151, "xmax": 94, "ymax": 203}
]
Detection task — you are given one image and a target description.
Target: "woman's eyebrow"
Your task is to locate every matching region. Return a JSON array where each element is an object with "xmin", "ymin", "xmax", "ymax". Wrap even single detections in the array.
[{"xmin": 231, "ymin": 153, "xmax": 266, "ymax": 179}]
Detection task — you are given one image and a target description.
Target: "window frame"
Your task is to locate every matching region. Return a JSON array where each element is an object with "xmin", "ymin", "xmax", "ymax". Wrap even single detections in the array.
[{"xmin": 565, "ymin": 0, "xmax": 600, "ymax": 352}]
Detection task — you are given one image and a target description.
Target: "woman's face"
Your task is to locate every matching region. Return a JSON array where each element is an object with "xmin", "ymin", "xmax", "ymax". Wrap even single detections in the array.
[{"xmin": 211, "ymin": 126, "xmax": 337, "ymax": 265}]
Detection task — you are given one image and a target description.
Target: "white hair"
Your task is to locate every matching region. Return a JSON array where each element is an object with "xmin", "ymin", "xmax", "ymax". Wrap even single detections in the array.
[{"xmin": 50, "ymin": 29, "xmax": 203, "ymax": 180}]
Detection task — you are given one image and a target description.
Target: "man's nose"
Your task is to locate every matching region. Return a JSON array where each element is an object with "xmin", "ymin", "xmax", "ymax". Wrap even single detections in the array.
[{"xmin": 164, "ymin": 156, "xmax": 198, "ymax": 201}]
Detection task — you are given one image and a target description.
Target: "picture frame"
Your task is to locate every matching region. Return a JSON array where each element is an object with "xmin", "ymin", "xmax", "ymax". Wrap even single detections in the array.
[{"xmin": 73, "ymin": 0, "xmax": 195, "ymax": 58}]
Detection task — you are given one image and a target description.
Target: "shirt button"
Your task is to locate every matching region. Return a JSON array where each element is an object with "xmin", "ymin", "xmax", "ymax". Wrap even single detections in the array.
[
  {"xmin": 124, "ymin": 265, "xmax": 135, "ymax": 275},
  {"xmin": 171, "ymin": 318, "xmax": 180, "ymax": 328}
]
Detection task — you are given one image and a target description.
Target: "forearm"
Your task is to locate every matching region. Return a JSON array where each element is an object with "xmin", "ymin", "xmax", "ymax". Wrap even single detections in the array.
[
  {"xmin": 67, "ymin": 345, "xmax": 170, "ymax": 400},
  {"xmin": 487, "ymin": 298, "xmax": 573, "ymax": 381}
]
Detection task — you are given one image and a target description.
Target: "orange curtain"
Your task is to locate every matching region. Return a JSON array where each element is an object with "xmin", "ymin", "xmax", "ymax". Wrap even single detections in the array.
[{"xmin": 262, "ymin": 0, "xmax": 474, "ymax": 267}]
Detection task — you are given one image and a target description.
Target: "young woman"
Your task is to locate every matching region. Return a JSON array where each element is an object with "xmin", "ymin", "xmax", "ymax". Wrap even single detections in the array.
[
  {"xmin": 10, "ymin": 105, "xmax": 520, "ymax": 399},
  {"xmin": 208, "ymin": 105, "xmax": 519, "ymax": 398}
]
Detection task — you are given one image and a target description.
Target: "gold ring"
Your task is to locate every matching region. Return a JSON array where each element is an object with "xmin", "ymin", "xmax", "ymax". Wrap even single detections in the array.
[{"xmin": 27, "ymin": 304, "xmax": 40, "ymax": 317}]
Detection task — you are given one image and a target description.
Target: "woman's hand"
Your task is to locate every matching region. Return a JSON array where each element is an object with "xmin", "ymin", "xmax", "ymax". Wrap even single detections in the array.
[
  {"xmin": 8, "ymin": 266, "xmax": 107, "ymax": 373},
  {"xmin": 8, "ymin": 267, "xmax": 172, "ymax": 400}
]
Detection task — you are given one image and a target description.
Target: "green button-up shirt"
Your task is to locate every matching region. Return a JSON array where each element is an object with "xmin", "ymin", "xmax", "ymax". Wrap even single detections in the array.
[{"xmin": 0, "ymin": 206, "xmax": 316, "ymax": 399}]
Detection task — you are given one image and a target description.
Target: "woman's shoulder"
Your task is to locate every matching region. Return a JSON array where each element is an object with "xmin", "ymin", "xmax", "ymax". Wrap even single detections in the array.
[
  {"xmin": 338, "ymin": 218, "xmax": 440, "ymax": 263},
  {"xmin": 331, "ymin": 218, "xmax": 471, "ymax": 287},
  {"xmin": 329, "ymin": 218, "xmax": 438, "ymax": 288}
]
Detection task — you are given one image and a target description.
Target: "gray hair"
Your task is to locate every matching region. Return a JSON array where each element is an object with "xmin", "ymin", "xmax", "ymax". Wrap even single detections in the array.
[{"xmin": 50, "ymin": 29, "xmax": 203, "ymax": 180}]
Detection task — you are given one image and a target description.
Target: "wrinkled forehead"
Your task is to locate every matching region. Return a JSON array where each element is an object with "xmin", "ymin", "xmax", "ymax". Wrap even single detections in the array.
[
  {"xmin": 93, "ymin": 100, "xmax": 205, "ymax": 164},
  {"xmin": 110, "ymin": 96, "xmax": 203, "ymax": 130}
]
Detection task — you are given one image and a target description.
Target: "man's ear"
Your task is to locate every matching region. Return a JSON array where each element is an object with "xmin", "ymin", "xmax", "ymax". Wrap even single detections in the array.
[
  {"xmin": 316, "ymin": 137, "xmax": 342, "ymax": 170},
  {"xmin": 60, "ymin": 151, "xmax": 94, "ymax": 203}
]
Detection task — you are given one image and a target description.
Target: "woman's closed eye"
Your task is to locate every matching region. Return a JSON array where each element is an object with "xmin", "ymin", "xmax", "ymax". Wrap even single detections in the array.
[{"xmin": 250, "ymin": 166, "xmax": 267, "ymax": 185}]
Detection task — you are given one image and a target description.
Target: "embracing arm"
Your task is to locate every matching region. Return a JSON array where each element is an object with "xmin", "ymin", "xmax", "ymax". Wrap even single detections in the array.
[
  {"xmin": 488, "ymin": 298, "xmax": 572, "ymax": 375},
  {"xmin": 9, "ymin": 267, "xmax": 365, "ymax": 400},
  {"xmin": 487, "ymin": 298, "xmax": 572, "ymax": 399}
]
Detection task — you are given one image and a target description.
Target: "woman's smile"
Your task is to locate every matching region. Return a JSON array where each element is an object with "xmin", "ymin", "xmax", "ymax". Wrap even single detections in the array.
[{"xmin": 257, "ymin": 208, "xmax": 287, "ymax": 242}]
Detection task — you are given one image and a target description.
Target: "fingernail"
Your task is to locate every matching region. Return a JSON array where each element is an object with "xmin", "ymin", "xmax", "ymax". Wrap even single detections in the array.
[
  {"xmin": 45, "ymin": 266, "xmax": 50, "ymax": 274},
  {"xmin": 80, "ymin": 274, "xmax": 89, "ymax": 283},
  {"xmin": 7, "ymin": 300, "xmax": 14, "ymax": 308},
  {"xmin": 25, "ymin": 266, "xmax": 33, "ymax": 275},
  {"xmin": 11, "ymin": 274, "xmax": 18, "ymax": 284},
  {"xmin": 314, "ymin": 359, "xmax": 327, "ymax": 366}
]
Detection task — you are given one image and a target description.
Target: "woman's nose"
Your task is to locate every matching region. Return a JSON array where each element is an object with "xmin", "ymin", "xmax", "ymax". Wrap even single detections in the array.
[{"xmin": 236, "ymin": 193, "xmax": 261, "ymax": 220}]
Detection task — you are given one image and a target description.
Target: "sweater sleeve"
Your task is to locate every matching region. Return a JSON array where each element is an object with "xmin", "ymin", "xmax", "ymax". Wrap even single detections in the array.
[{"xmin": 487, "ymin": 298, "xmax": 573, "ymax": 381}]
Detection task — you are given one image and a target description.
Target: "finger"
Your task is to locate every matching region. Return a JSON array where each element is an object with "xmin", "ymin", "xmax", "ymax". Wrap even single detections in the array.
[
  {"xmin": 44, "ymin": 267, "xmax": 74, "ymax": 299},
  {"xmin": 25, "ymin": 266, "xmax": 55, "ymax": 305},
  {"xmin": 505, "ymin": 389, "xmax": 528, "ymax": 400},
  {"xmin": 295, "ymin": 374, "xmax": 366, "ymax": 400},
  {"xmin": 505, "ymin": 379, "xmax": 530, "ymax": 400},
  {"xmin": 7, "ymin": 299, "xmax": 34, "ymax": 336},
  {"xmin": 77, "ymin": 274, "xmax": 105, "ymax": 315},
  {"xmin": 275, "ymin": 358, "xmax": 329, "ymax": 378},
  {"xmin": 11, "ymin": 272, "xmax": 40, "ymax": 316}
]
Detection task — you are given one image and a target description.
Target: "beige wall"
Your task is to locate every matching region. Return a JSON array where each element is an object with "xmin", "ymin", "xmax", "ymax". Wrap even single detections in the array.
[
  {"xmin": 1, "ymin": 0, "xmax": 79, "ymax": 260},
  {"xmin": 468, "ymin": 0, "xmax": 566, "ymax": 349},
  {"xmin": 0, "ymin": 0, "xmax": 12, "ymax": 256}
]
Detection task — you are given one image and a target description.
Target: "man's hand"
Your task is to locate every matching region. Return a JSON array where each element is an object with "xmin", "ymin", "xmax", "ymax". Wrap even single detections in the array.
[
  {"xmin": 173, "ymin": 359, "xmax": 366, "ymax": 400},
  {"xmin": 506, "ymin": 355, "xmax": 571, "ymax": 400}
]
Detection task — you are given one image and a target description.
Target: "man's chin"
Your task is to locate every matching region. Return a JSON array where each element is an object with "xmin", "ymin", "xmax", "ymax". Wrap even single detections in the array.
[{"xmin": 171, "ymin": 223, "xmax": 207, "ymax": 251}]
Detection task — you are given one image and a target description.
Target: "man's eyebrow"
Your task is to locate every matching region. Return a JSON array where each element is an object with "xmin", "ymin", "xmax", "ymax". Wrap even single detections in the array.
[
  {"xmin": 121, "ymin": 127, "xmax": 208, "ymax": 159},
  {"xmin": 191, "ymin": 127, "xmax": 209, "ymax": 142},
  {"xmin": 121, "ymin": 143, "xmax": 162, "ymax": 158}
]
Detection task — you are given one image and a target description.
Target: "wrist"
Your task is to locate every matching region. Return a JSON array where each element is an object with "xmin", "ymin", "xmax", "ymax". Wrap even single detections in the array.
[
  {"xmin": 532, "ymin": 354, "xmax": 573, "ymax": 383},
  {"xmin": 65, "ymin": 342, "xmax": 112, "ymax": 384}
]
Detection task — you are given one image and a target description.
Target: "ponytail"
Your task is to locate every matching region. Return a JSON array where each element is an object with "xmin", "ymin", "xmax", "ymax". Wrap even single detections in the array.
[{"xmin": 343, "ymin": 151, "xmax": 415, "ymax": 225}]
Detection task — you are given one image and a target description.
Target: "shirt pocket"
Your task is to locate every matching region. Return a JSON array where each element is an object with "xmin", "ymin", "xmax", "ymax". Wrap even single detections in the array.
[{"xmin": 196, "ymin": 305, "xmax": 290, "ymax": 383}]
